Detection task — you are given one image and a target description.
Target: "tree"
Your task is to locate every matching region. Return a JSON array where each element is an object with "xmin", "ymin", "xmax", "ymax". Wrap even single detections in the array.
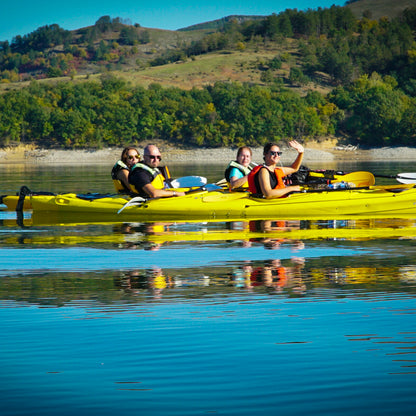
[
  {"xmin": 329, "ymin": 73, "xmax": 410, "ymax": 146},
  {"xmin": 95, "ymin": 16, "xmax": 112, "ymax": 33},
  {"xmin": 289, "ymin": 67, "xmax": 308, "ymax": 86},
  {"xmin": 119, "ymin": 27, "xmax": 140, "ymax": 45}
]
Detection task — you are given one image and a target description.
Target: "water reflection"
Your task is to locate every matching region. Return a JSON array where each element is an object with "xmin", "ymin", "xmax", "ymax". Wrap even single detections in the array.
[
  {"xmin": 230, "ymin": 257, "xmax": 306, "ymax": 294},
  {"xmin": 2, "ymin": 216, "xmax": 416, "ymax": 248},
  {"xmin": 2, "ymin": 259, "xmax": 416, "ymax": 306},
  {"xmin": 3, "ymin": 163, "xmax": 416, "ymax": 415}
]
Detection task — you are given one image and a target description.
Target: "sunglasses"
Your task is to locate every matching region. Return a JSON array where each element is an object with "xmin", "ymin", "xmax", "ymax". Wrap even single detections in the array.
[
  {"xmin": 146, "ymin": 155, "xmax": 162, "ymax": 161},
  {"xmin": 128, "ymin": 154, "xmax": 140, "ymax": 160},
  {"xmin": 270, "ymin": 151, "xmax": 282, "ymax": 156}
]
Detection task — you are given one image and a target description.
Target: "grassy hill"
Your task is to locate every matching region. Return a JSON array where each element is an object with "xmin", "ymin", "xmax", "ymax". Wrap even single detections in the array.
[
  {"xmin": 2, "ymin": 2, "xmax": 416, "ymax": 149},
  {"xmin": 0, "ymin": 1, "xmax": 415, "ymax": 95}
]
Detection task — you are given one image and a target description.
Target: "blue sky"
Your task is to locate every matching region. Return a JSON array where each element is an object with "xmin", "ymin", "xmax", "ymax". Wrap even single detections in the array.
[{"xmin": 1, "ymin": 0, "xmax": 346, "ymax": 42}]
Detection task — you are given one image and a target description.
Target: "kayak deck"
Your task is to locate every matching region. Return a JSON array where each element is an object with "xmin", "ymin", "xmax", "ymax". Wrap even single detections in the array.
[{"xmin": 22, "ymin": 184, "xmax": 416, "ymax": 222}]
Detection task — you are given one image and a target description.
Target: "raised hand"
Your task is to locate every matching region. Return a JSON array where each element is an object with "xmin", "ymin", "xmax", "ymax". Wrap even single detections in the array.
[{"xmin": 288, "ymin": 140, "xmax": 304, "ymax": 153}]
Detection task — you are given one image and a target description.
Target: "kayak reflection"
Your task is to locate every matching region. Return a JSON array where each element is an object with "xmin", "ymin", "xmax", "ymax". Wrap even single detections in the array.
[
  {"xmin": 115, "ymin": 257, "xmax": 307, "ymax": 299},
  {"xmin": 230, "ymin": 257, "xmax": 306, "ymax": 294},
  {"xmin": 2, "ymin": 217, "xmax": 416, "ymax": 248},
  {"xmin": 1, "ymin": 261, "xmax": 416, "ymax": 306},
  {"xmin": 117, "ymin": 267, "xmax": 172, "ymax": 299}
]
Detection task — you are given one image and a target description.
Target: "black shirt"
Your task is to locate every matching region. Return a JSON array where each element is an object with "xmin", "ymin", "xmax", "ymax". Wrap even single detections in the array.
[{"xmin": 129, "ymin": 167, "xmax": 153, "ymax": 198}]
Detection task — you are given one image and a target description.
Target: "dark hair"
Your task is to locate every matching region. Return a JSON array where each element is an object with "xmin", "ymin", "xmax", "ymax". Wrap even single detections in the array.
[
  {"xmin": 237, "ymin": 146, "xmax": 252, "ymax": 158},
  {"xmin": 263, "ymin": 142, "xmax": 279, "ymax": 155},
  {"xmin": 121, "ymin": 147, "xmax": 140, "ymax": 164},
  {"xmin": 263, "ymin": 142, "xmax": 279, "ymax": 161}
]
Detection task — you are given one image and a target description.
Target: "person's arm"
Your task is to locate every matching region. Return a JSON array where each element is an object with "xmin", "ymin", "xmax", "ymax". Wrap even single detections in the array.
[
  {"xmin": 117, "ymin": 169, "xmax": 133, "ymax": 192},
  {"xmin": 130, "ymin": 168, "xmax": 185, "ymax": 198},
  {"xmin": 281, "ymin": 140, "xmax": 304, "ymax": 176},
  {"xmin": 142, "ymin": 183, "xmax": 185, "ymax": 198},
  {"xmin": 227, "ymin": 167, "xmax": 244, "ymax": 189},
  {"xmin": 230, "ymin": 174, "xmax": 248, "ymax": 189},
  {"xmin": 258, "ymin": 167, "xmax": 300, "ymax": 199}
]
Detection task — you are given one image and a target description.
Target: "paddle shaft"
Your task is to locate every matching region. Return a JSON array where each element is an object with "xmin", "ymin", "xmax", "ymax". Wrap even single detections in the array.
[
  {"xmin": 375, "ymin": 174, "xmax": 415, "ymax": 180},
  {"xmin": 311, "ymin": 169, "xmax": 416, "ymax": 184}
]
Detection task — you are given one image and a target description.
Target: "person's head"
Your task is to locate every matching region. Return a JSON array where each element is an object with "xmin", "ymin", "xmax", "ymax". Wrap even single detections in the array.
[
  {"xmin": 143, "ymin": 144, "xmax": 162, "ymax": 168},
  {"xmin": 263, "ymin": 142, "xmax": 282, "ymax": 165},
  {"xmin": 236, "ymin": 146, "xmax": 252, "ymax": 167},
  {"xmin": 121, "ymin": 147, "xmax": 140, "ymax": 168}
]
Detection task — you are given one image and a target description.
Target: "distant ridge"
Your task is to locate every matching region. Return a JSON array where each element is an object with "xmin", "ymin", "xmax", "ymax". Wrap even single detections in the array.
[
  {"xmin": 346, "ymin": 0, "xmax": 416, "ymax": 19},
  {"xmin": 180, "ymin": 1, "xmax": 416, "ymax": 32},
  {"xmin": 178, "ymin": 15, "xmax": 266, "ymax": 31}
]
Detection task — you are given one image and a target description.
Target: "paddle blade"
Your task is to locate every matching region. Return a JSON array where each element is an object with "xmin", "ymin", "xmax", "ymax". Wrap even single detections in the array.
[
  {"xmin": 170, "ymin": 176, "xmax": 207, "ymax": 188},
  {"xmin": 396, "ymin": 173, "xmax": 416, "ymax": 184},
  {"xmin": 333, "ymin": 171, "xmax": 375, "ymax": 187},
  {"xmin": 117, "ymin": 196, "xmax": 146, "ymax": 214}
]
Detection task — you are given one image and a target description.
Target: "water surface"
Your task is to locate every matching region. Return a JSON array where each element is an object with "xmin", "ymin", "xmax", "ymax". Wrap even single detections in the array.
[{"xmin": 1, "ymin": 161, "xmax": 416, "ymax": 415}]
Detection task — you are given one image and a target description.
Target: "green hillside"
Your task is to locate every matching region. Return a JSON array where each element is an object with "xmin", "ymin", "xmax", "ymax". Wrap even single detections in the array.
[
  {"xmin": 178, "ymin": 15, "xmax": 266, "ymax": 31},
  {"xmin": 2, "ymin": 3, "xmax": 416, "ymax": 150},
  {"xmin": 1, "ymin": 2, "xmax": 415, "ymax": 89},
  {"xmin": 346, "ymin": 0, "xmax": 416, "ymax": 19}
]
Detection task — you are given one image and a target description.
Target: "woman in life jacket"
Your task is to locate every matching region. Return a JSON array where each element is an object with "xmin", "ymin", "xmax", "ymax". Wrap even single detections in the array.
[
  {"xmin": 111, "ymin": 147, "xmax": 141, "ymax": 194},
  {"xmin": 224, "ymin": 146, "xmax": 254, "ymax": 190},
  {"xmin": 248, "ymin": 141, "xmax": 304, "ymax": 198}
]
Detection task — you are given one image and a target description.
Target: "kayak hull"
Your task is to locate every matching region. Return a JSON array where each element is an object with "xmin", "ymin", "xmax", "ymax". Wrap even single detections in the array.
[
  {"xmin": 27, "ymin": 185, "xmax": 416, "ymax": 222},
  {"xmin": 0, "ymin": 195, "xmax": 32, "ymax": 211}
]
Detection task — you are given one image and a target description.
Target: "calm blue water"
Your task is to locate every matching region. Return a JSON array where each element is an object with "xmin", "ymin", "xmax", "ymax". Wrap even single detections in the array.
[{"xmin": 1, "ymin": 161, "xmax": 416, "ymax": 415}]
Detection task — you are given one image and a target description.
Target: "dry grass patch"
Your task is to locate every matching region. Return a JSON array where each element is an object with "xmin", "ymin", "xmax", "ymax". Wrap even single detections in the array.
[{"xmin": 0, "ymin": 143, "xmax": 38, "ymax": 161}]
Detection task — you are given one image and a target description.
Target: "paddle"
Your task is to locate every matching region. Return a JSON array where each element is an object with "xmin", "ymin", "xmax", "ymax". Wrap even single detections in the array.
[
  {"xmin": 117, "ymin": 196, "xmax": 147, "ymax": 214},
  {"xmin": 374, "ymin": 172, "xmax": 416, "ymax": 184},
  {"xmin": 309, "ymin": 168, "xmax": 416, "ymax": 185},
  {"xmin": 331, "ymin": 171, "xmax": 375, "ymax": 187},
  {"xmin": 292, "ymin": 187, "xmax": 367, "ymax": 195},
  {"xmin": 168, "ymin": 176, "xmax": 207, "ymax": 188},
  {"xmin": 215, "ymin": 178, "xmax": 228, "ymax": 188},
  {"xmin": 117, "ymin": 185, "xmax": 215, "ymax": 214}
]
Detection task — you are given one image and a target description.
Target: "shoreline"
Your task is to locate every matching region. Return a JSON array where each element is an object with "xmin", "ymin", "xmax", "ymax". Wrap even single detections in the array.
[{"xmin": 1, "ymin": 144, "xmax": 416, "ymax": 165}]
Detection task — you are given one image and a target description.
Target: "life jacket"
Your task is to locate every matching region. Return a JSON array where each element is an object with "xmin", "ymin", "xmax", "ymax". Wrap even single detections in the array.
[
  {"xmin": 158, "ymin": 165, "xmax": 172, "ymax": 187},
  {"xmin": 111, "ymin": 160, "xmax": 130, "ymax": 193},
  {"xmin": 248, "ymin": 165, "xmax": 286, "ymax": 195},
  {"xmin": 251, "ymin": 264, "xmax": 287, "ymax": 287},
  {"xmin": 275, "ymin": 267, "xmax": 287, "ymax": 288},
  {"xmin": 224, "ymin": 161, "xmax": 252, "ymax": 183},
  {"xmin": 129, "ymin": 163, "xmax": 166, "ymax": 194}
]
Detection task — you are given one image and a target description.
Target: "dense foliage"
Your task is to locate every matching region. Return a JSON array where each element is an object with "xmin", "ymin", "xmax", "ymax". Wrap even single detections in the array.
[
  {"xmin": 2, "ymin": 6, "xmax": 416, "ymax": 148},
  {"xmin": 0, "ymin": 76, "xmax": 342, "ymax": 148},
  {"xmin": 0, "ymin": 17, "xmax": 148, "ymax": 80},
  {"xmin": 329, "ymin": 73, "xmax": 416, "ymax": 147}
]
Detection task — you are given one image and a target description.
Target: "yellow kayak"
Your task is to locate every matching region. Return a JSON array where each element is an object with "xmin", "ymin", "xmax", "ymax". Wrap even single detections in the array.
[
  {"xmin": 22, "ymin": 184, "xmax": 416, "ymax": 222},
  {"xmin": 0, "ymin": 170, "xmax": 376, "ymax": 212}
]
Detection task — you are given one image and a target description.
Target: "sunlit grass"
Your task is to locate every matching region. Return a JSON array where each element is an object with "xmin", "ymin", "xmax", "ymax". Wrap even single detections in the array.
[{"xmin": 114, "ymin": 48, "xmax": 282, "ymax": 89}]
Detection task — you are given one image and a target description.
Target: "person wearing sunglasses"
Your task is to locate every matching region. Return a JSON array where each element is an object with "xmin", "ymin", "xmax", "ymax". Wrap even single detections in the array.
[
  {"xmin": 129, "ymin": 144, "xmax": 185, "ymax": 199},
  {"xmin": 111, "ymin": 147, "xmax": 141, "ymax": 194},
  {"xmin": 248, "ymin": 140, "xmax": 304, "ymax": 198}
]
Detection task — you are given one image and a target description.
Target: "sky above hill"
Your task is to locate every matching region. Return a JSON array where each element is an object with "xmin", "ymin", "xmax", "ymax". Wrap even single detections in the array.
[{"xmin": 0, "ymin": 0, "xmax": 346, "ymax": 42}]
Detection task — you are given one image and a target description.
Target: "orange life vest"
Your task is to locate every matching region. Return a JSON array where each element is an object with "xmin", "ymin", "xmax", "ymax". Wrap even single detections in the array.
[{"xmin": 248, "ymin": 165, "xmax": 286, "ymax": 194}]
